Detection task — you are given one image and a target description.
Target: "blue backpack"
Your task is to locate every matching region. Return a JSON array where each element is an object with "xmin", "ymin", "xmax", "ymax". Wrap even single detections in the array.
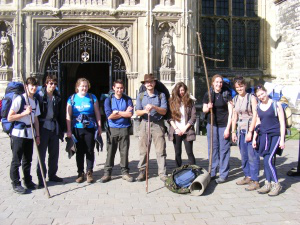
[{"xmin": 1, "ymin": 82, "xmax": 26, "ymax": 135}]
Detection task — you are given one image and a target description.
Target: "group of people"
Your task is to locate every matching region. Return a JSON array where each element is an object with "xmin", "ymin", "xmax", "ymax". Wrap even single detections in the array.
[{"xmin": 7, "ymin": 73, "xmax": 285, "ymax": 196}]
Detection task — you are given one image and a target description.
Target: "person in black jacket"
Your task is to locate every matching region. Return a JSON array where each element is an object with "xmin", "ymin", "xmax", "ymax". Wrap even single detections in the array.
[{"xmin": 35, "ymin": 75, "xmax": 64, "ymax": 188}]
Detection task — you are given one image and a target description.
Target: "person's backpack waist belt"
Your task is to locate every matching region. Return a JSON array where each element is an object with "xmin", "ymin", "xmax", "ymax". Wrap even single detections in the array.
[{"xmin": 14, "ymin": 122, "xmax": 31, "ymax": 137}]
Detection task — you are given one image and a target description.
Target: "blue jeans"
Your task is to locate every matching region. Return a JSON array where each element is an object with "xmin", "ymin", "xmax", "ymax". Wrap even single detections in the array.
[
  {"xmin": 239, "ymin": 130, "xmax": 260, "ymax": 181},
  {"xmin": 206, "ymin": 124, "xmax": 230, "ymax": 179}
]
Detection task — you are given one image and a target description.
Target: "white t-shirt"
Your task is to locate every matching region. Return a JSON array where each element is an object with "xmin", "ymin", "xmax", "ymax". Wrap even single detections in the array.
[
  {"xmin": 10, "ymin": 94, "xmax": 41, "ymax": 139},
  {"xmin": 175, "ymin": 104, "xmax": 186, "ymax": 134}
]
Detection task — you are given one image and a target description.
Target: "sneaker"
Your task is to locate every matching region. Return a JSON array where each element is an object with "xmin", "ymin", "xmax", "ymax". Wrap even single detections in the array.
[
  {"xmin": 257, "ymin": 181, "xmax": 271, "ymax": 194},
  {"xmin": 24, "ymin": 181, "xmax": 37, "ymax": 190},
  {"xmin": 160, "ymin": 175, "xmax": 167, "ymax": 182},
  {"xmin": 87, "ymin": 171, "xmax": 94, "ymax": 183},
  {"xmin": 136, "ymin": 171, "xmax": 146, "ymax": 182},
  {"xmin": 268, "ymin": 182, "xmax": 282, "ymax": 196},
  {"xmin": 122, "ymin": 173, "xmax": 134, "ymax": 182},
  {"xmin": 76, "ymin": 172, "xmax": 85, "ymax": 183},
  {"xmin": 215, "ymin": 178, "xmax": 226, "ymax": 184},
  {"xmin": 49, "ymin": 175, "xmax": 63, "ymax": 182},
  {"xmin": 99, "ymin": 175, "xmax": 111, "ymax": 183},
  {"xmin": 12, "ymin": 185, "xmax": 26, "ymax": 194},
  {"xmin": 245, "ymin": 181, "xmax": 260, "ymax": 191},
  {"xmin": 236, "ymin": 177, "xmax": 251, "ymax": 185}
]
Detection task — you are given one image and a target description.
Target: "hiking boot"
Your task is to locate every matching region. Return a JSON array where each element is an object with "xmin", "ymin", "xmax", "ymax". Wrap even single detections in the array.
[
  {"xmin": 268, "ymin": 182, "xmax": 282, "ymax": 196},
  {"xmin": 12, "ymin": 185, "xmax": 26, "ymax": 194},
  {"xmin": 160, "ymin": 175, "xmax": 167, "ymax": 182},
  {"xmin": 99, "ymin": 175, "xmax": 111, "ymax": 183},
  {"xmin": 76, "ymin": 172, "xmax": 85, "ymax": 183},
  {"xmin": 49, "ymin": 175, "xmax": 63, "ymax": 182},
  {"xmin": 215, "ymin": 178, "xmax": 226, "ymax": 184},
  {"xmin": 257, "ymin": 181, "xmax": 271, "ymax": 194},
  {"xmin": 236, "ymin": 176, "xmax": 251, "ymax": 185},
  {"xmin": 136, "ymin": 170, "xmax": 146, "ymax": 182},
  {"xmin": 122, "ymin": 173, "xmax": 134, "ymax": 182},
  {"xmin": 245, "ymin": 181, "xmax": 260, "ymax": 191},
  {"xmin": 24, "ymin": 181, "xmax": 37, "ymax": 190},
  {"xmin": 87, "ymin": 171, "xmax": 94, "ymax": 183}
]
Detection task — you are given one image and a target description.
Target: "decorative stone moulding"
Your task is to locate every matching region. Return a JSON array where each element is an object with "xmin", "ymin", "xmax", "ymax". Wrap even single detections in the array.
[{"xmin": 0, "ymin": 68, "xmax": 13, "ymax": 81}]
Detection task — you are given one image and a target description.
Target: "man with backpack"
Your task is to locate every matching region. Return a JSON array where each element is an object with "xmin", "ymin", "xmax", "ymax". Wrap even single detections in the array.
[
  {"xmin": 135, "ymin": 74, "xmax": 168, "ymax": 182},
  {"xmin": 99, "ymin": 79, "xmax": 134, "ymax": 183},
  {"xmin": 35, "ymin": 75, "xmax": 64, "ymax": 188},
  {"xmin": 7, "ymin": 77, "xmax": 41, "ymax": 194}
]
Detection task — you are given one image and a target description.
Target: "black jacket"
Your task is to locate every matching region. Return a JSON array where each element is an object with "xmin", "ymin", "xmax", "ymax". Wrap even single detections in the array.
[{"xmin": 35, "ymin": 87, "xmax": 64, "ymax": 137}]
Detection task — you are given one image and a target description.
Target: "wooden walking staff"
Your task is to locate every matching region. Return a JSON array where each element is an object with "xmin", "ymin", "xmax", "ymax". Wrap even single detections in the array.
[
  {"xmin": 22, "ymin": 77, "xmax": 51, "ymax": 198},
  {"xmin": 146, "ymin": 113, "xmax": 151, "ymax": 193},
  {"xmin": 176, "ymin": 32, "xmax": 224, "ymax": 174}
]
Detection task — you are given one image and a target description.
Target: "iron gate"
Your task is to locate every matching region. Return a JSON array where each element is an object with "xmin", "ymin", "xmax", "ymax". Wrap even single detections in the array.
[{"xmin": 45, "ymin": 31, "xmax": 127, "ymax": 92}]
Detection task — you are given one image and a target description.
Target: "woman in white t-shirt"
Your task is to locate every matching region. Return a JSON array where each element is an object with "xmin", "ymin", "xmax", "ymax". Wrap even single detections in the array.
[{"xmin": 168, "ymin": 82, "xmax": 197, "ymax": 167}]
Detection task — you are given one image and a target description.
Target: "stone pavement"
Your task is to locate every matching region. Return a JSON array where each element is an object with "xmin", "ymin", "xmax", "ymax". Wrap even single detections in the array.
[{"xmin": 0, "ymin": 132, "xmax": 299, "ymax": 225}]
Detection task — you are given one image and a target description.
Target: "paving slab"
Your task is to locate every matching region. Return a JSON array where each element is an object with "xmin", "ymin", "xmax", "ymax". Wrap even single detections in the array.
[{"xmin": 0, "ymin": 132, "xmax": 299, "ymax": 224}]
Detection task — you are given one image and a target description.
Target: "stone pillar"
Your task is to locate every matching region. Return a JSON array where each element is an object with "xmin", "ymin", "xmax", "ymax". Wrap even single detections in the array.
[
  {"xmin": 159, "ymin": 67, "xmax": 175, "ymax": 92},
  {"xmin": 126, "ymin": 72, "xmax": 138, "ymax": 99},
  {"xmin": 0, "ymin": 68, "xmax": 13, "ymax": 97}
]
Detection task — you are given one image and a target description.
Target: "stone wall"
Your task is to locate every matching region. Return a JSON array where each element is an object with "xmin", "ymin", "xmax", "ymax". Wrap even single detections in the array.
[{"xmin": 270, "ymin": 1, "xmax": 300, "ymax": 128}]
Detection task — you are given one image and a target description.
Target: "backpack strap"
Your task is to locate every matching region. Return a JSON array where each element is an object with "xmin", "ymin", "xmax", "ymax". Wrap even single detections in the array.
[
  {"xmin": 272, "ymin": 100, "xmax": 278, "ymax": 117},
  {"xmin": 17, "ymin": 95, "xmax": 26, "ymax": 114},
  {"xmin": 139, "ymin": 91, "xmax": 145, "ymax": 102},
  {"xmin": 88, "ymin": 93, "xmax": 94, "ymax": 105},
  {"xmin": 245, "ymin": 93, "xmax": 252, "ymax": 116},
  {"xmin": 70, "ymin": 94, "xmax": 75, "ymax": 106}
]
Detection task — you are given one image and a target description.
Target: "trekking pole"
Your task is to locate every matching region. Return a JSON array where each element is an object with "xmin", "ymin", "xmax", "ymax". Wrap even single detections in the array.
[
  {"xmin": 23, "ymin": 79, "xmax": 51, "ymax": 198},
  {"xmin": 197, "ymin": 32, "xmax": 214, "ymax": 174},
  {"xmin": 146, "ymin": 113, "xmax": 151, "ymax": 193}
]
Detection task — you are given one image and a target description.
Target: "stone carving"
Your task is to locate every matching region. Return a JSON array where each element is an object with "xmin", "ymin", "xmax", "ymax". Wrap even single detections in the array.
[
  {"xmin": 103, "ymin": 26, "xmax": 131, "ymax": 56},
  {"xmin": 161, "ymin": 32, "xmax": 172, "ymax": 69},
  {"xmin": 160, "ymin": 0, "xmax": 172, "ymax": 6},
  {"xmin": 63, "ymin": 0, "xmax": 106, "ymax": 5},
  {"xmin": 0, "ymin": 31, "xmax": 11, "ymax": 68},
  {"xmin": 41, "ymin": 26, "xmax": 67, "ymax": 55}
]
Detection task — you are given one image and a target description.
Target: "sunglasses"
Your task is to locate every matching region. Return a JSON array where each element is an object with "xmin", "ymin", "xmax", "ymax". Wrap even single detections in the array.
[{"xmin": 49, "ymin": 82, "xmax": 57, "ymax": 86}]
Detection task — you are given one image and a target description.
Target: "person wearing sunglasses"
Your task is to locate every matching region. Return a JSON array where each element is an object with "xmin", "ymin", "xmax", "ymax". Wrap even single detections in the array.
[
  {"xmin": 231, "ymin": 76, "xmax": 260, "ymax": 191},
  {"xmin": 35, "ymin": 75, "xmax": 64, "ymax": 188},
  {"xmin": 252, "ymin": 85, "xmax": 285, "ymax": 196}
]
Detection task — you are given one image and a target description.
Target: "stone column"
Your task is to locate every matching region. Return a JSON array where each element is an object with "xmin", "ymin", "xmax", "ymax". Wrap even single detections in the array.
[{"xmin": 126, "ymin": 72, "xmax": 138, "ymax": 100}]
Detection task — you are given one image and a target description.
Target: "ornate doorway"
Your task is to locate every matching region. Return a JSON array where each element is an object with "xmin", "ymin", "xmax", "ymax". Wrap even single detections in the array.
[{"xmin": 44, "ymin": 31, "xmax": 127, "ymax": 101}]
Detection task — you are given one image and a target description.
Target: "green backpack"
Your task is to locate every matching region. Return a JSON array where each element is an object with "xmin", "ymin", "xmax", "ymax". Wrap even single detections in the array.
[{"xmin": 165, "ymin": 165, "xmax": 203, "ymax": 194}]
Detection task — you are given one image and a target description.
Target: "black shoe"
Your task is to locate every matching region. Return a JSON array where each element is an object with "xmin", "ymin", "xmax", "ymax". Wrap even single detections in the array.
[
  {"xmin": 24, "ymin": 181, "xmax": 37, "ymax": 190},
  {"xmin": 49, "ymin": 175, "xmax": 63, "ymax": 182},
  {"xmin": 12, "ymin": 185, "xmax": 27, "ymax": 194},
  {"xmin": 37, "ymin": 182, "xmax": 45, "ymax": 189}
]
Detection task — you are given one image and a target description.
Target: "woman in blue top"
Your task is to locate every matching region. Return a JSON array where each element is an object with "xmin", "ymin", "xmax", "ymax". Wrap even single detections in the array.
[
  {"xmin": 252, "ymin": 85, "xmax": 285, "ymax": 196},
  {"xmin": 66, "ymin": 78, "xmax": 102, "ymax": 183}
]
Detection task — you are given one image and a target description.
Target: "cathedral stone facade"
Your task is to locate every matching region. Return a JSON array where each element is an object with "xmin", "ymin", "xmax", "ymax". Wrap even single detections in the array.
[{"xmin": 0, "ymin": 0, "xmax": 299, "ymax": 125}]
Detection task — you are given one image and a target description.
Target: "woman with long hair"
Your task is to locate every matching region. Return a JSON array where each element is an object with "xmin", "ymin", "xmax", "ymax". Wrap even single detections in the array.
[
  {"xmin": 231, "ymin": 76, "xmax": 260, "ymax": 191},
  {"xmin": 169, "ymin": 82, "xmax": 197, "ymax": 167},
  {"xmin": 202, "ymin": 74, "xmax": 233, "ymax": 184},
  {"xmin": 252, "ymin": 85, "xmax": 285, "ymax": 196},
  {"xmin": 66, "ymin": 78, "xmax": 102, "ymax": 183}
]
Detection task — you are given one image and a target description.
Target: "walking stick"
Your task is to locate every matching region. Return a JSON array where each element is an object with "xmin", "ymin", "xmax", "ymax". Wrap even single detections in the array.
[
  {"xmin": 146, "ymin": 113, "xmax": 151, "ymax": 193},
  {"xmin": 22, "ymin": 78, "xmax": 51, "ymax": 198},
  {"xmin": 197, "ymin": 32, "xmax": 214, "ymax": 174}
]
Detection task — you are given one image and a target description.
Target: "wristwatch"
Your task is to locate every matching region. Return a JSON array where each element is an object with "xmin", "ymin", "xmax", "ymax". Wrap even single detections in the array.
[{"xmin": 116, "ymin": 110, "xmax": 119, "ymax": 114}]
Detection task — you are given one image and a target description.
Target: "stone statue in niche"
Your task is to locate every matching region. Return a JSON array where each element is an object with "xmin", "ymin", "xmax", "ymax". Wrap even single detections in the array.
[
  {"xmin": 161, "ymin": 32, "xmax": 172, "ymax": 69},
  {"xmin": 0, "ymin": 31, "xmax": 10, "ymax": 68}
]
